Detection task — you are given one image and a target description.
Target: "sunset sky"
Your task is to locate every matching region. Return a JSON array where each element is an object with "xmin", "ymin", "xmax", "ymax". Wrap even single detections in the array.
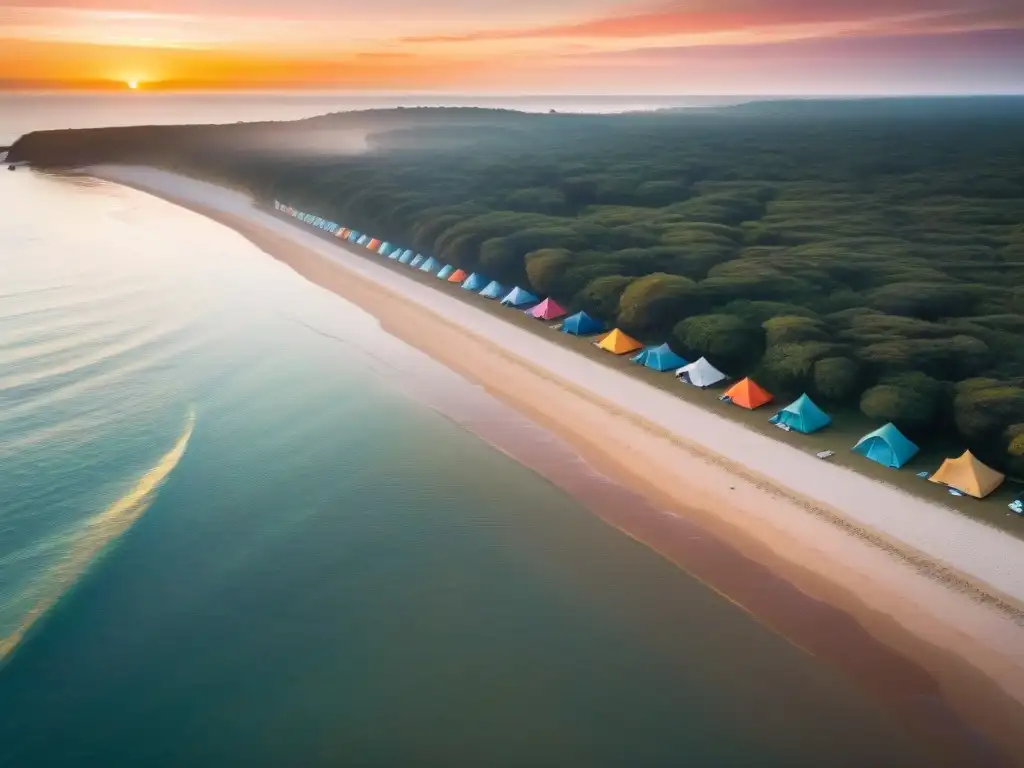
[{"xmin": 1, "ymin": 0, "xmax": 1022, "ymax": 92}]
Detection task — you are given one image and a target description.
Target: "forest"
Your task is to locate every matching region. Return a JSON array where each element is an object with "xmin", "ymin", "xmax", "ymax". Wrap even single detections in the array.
[{"xmin": 11, "ymin": 98, "xmax": 1024, "ymax": 475}]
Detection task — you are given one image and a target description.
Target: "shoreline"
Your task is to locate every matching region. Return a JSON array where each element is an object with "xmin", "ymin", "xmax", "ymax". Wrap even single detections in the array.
[{"xmin": 86, "ymin": 165, "xmax": 1024, "ymax": 764}]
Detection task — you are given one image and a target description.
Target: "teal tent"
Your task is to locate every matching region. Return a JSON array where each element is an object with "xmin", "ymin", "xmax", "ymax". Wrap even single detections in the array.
[
  {"xmin": 388, "ymin": 248, "xmax": 402, "ymax": 260},
  {"xmin": 500, "ymin": 287, "xmax": 539, "ymax": 307},
  {"xmin": 437, "ymin": 265, "xmax": 455, "ymax": 280},
  {"xmin": 853, "ymin": 423, "xmax": 919, "ymax": 468},
  {"xmin": 410, "ymin": 254, "xmax": 426, "ymax": 268},
  {"xmin": 398, "ymin": 250, "xmax": 413, "ymax": 264},
  {"xmin": 379, "ymin": 242, "xmax": 392, "ymax": 256},
  {"xmin": 561, "ymin": 311, "xmax": 604, "ymax": 336},
  {"xmin": 632, "ymin": 343, "xmax": 687, "ymax": 372},
  {"xmin": 419, "ymin": 257, "xmax": 441, "ymax": 274},
  {"xmin": 462, "ymin": 273, "xmax": 488, "ymax": 291},
  {"xmin": 769, "ymin": 394, "xmax": 832, "ymax": 434},
  {"xmin": 479, "ymin": 280, "xmax": 506, "ymax": 299},
  {"xmin": 348, "ymin": 231, "xmax": 361, "ymax": 242},
  {"xmin": 356, "ymin": 235, "xmax": 369, "ymax": 246}
]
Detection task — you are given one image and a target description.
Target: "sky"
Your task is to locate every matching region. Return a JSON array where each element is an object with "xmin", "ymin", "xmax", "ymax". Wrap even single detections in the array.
[{"xmin": 0, "ymin": 0, "xmax": 1022, "ymax": 92}]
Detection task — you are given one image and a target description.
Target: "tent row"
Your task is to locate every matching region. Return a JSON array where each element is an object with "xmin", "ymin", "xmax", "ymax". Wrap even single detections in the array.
[{"xmin": 275, "ymin": 201, "xmax": 1008, "ymax": 500}]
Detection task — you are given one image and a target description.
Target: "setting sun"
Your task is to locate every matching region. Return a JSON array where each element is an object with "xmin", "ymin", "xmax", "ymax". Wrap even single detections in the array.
[{"xmin": 127, "ymin": 80, "xmax": 138, "ymax": 90}]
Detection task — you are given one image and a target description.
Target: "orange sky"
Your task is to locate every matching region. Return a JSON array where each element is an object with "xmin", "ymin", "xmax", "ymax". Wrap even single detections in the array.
[{"xmin": 1, "ymin": 0, "xmax": 1022, "ymax": 92}]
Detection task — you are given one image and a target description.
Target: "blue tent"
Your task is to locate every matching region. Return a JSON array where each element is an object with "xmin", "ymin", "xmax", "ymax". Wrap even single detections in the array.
[
  {"xmin": 419, "ymin": 257, "xmax": 441, "ymax": 274},
  {"xmin": 462, "ymin": 273, "xmax": 488, "ymax": 291},
  {"xmin": 398, "ymin": 250, "xmax": 413, "ymax": 264},
  {"xmin": 379, "ymin": 242, "xmax": 392, "ymax": 256},
  {"xmin": 632, "ymin": 343, "xmax": 687, "ymax": 372},
  {"xmin": 500, "ymin": 287, "xmax": 539, "ymax": 307},
  {"xmin": 437, "ymin": 265, "xmax": 455, "ymax": 280},
  {"xmin": 769, "ymin": 394, "xmax": 832, "ymax": 434},
  {"xmin": 348, "ymin": 231, "xmax": 361, "ymax": 242},
  {"xmin": 479, "ymin": 280, "xmax": 506, "ymax": 299},
  {"xmin": 561, "ymin": 311, "xmax": 604, "ymax": 336},
  {"xmin": 356, "ymin": 235, "xmax": 369, "ymax": 246},
  {"xmin": 410, "ymin": 254, "xmax": 426, "ymax": 268},
  {"xmin": 388, "ymin": 247, "xmax": 402, "ymax": 260},
  {"xmin": 853, "ymin": 423, "xmax": 919, "ymax": 468}
]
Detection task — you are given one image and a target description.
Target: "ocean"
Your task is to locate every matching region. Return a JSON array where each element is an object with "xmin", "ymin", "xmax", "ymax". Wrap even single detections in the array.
[{"xmin": 0, "ymin": 96, "xmax": 937, "ymax": 766}]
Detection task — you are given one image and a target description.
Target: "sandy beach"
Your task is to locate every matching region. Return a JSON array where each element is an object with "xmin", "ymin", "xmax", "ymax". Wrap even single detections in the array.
[{"xmin": 88, "ymin": 164, "xmax": 1024, "ymax": 764}]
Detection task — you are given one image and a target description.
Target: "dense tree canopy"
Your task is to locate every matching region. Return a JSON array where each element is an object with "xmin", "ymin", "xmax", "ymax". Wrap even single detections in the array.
[{"xmin": 15, "ymin": 98, "xmax": 1024, "ymax": 472}]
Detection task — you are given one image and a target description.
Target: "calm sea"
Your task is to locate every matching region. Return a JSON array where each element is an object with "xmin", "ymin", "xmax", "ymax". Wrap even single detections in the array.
[{"xmin": 0, "ymin": 96, "xmax": 935, "ymax": 767}]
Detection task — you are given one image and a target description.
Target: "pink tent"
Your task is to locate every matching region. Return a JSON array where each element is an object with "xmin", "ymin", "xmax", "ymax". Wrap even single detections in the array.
[{"xmin": 528, "ymin": 298, "xmax": 567, "ymax": 320}]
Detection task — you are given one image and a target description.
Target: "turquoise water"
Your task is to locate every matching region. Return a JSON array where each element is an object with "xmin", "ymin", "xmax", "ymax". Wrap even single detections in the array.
[{"xmin": 0, "ymin": 169, "xmax": 944, "ymax": 765}]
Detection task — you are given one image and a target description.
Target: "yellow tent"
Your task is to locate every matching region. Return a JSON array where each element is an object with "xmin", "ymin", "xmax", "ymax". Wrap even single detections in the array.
[
  {"xmin": 929, "ymin": 451, "xmax": 1005, "ymax": 499},
  {"xmin": 596, "ymin": 329, "xmax": 643, "ymax": 355}
]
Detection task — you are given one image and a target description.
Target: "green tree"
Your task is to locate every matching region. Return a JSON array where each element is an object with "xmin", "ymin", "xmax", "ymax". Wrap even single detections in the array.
[
  {"xmin": 617, "ymin": 273, "xmax": 698, "ymax": 334},
  {"xmin": 763, "ymin": 316, "xmax": 830, "ymax": 346},
  {"xmin": 813, "ymin": 357, "xmax": 861, "ymax": 402},
  {"xmin": 672, "ymin": 314, "xmax": 764, "ymax": 371},
  {"xmin": 578, "ymin": 276, "xmax": 634, "ymax": 321},
  {"xmin": 525, "ymin": 248, "xmax": 573, "ymax": 295},
  {"xmin": 860, "ymin": 373, "xmax": 947, "ymax": 432}
]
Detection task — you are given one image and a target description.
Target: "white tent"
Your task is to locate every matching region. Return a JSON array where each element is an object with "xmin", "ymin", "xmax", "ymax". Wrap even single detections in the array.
[{"xmin": 675, "ymin": 357, "xmax": 727, "ymax": 388}]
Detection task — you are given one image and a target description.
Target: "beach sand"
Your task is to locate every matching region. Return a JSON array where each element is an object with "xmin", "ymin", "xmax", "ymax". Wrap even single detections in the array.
[{"xmin": 88, "ymin": 165, "xmax": 1024, "ymax": 765}]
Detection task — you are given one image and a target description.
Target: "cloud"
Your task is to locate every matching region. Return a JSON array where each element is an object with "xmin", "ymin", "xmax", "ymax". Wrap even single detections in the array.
[{"xmin": 405, "ymin": 0, "xmax": 1023, "ymax": 43}]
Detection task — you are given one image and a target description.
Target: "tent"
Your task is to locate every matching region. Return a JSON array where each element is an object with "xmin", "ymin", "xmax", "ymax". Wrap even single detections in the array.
[
  {"xmin": 769, "ymin": 394, "xmax": 832, "ymax": 434},
  {"xmin": 561, "ymin": 311, "xmax": 603, "ymax": 336},
  {"xmin": 337, "ymin": 228, "xmax": 350, "ymax": 239},
  {"xmin": 348, "ymin": 231, "xmax": 361, "ymax": 242},
  {"xmin": 437, "ymin": 265, "xmax": 455, "ymax": 280},
  {"xmin": 367, "ymin": 238, "xmax": 381, "ymax": 251},
  {"xmin": 388, "ymin": 248, "xmax": 402, "ymax": 260},
  {"xmin": 501, "ymin": 287, "xmax": 539, "ymax": 307},
  {"xmin": 356, "ymin": 235, "xmax": 369, "ymax": 246},
  {"xmin": 462, "ymin": 273, "xmax": 488, "ymax": 291},
  {"xmin": 853, "ymin": 423, "xmax": 919, "ymax": 469},
  {"xmin": 410, "ymin": 254, "xmax": 426, "ymax": 268},
  {"xmin": 447, "ymin": 269, "xmax": 468, "ymax": 284},
  {"xmin": 379, "ymin": 242, "xmax": 392, "ymax": 255},
  {"xmin": 596, "ymin": 329, "xmax": 643, "ymax": 355},
  {"xmin": 929, "ymin": 451, "xmax": 1004, "ymax": 498},
  {"xmin": 722, "ymin": 377, "xmax": 773, "ymax": 410},
  {"xmin": 419, "ymin": 257, "xmax": 441, "ymax": 274},
  {"xmin": 398, "ymin": 250, "xmax": 413, "ymax": 265},
  {"xmin": 632, "ymin": 343, "xmax": 687, "ymax": 372},
  {"xmin": 676, "ymin": 357, "xmax": 727, "ymax": 388},
  {"xmin": 528, "ymin": 298, "xmax": 567, "ymax": 321},
  {"xmin": 479, "ymin": 280, "xmax": 506, "ymax": 299}
]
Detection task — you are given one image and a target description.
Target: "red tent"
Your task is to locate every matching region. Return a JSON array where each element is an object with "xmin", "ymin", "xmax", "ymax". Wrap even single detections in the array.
[
  {"xmin": 723, "ymin": 377, "xmax": 773, "ymax": 410},
  {"xmin": 367, "ymin": 238, "xmax": 381, "ymax": 251},
  {"xmin": 528, "ymin": 298, "xmax": 567, "ymax": 320},
  {"xmin": 447, "ymin": 269, "xmax": 468, "ymax": 283}
]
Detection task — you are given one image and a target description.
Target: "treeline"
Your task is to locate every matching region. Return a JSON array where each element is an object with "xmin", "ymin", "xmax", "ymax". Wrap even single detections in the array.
[{"xmin": 13, "ymin": 99, "xmax": 1024, "ymax": 474}]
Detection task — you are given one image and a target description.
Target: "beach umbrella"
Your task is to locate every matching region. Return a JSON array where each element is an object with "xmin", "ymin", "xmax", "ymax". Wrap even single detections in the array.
[
  {"xmin": 437, "ymin": 265, "xmax": 455, "ymax": 280},
  {"xmin": 560, "ymin": 311, "xmax": 604, "ymax": 336},
  {"xmin": 500, "ymin": 287, "xmax": 539, "ymax": 307}
]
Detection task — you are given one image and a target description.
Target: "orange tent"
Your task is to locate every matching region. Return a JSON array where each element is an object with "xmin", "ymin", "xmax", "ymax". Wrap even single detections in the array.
[
  {"xmin": 596, "ymin": 329, "xmax": 643, "ymax": 355},
  {"xmin": 337, "ymin": 228, "xmax": 350, "ymax": 239},
  {"xmin": 723, "ymin": 377, "xmax": 773, "ymax": 410},
  {"xmin": 447, "ymin": 269, "xmax": 468, "ymax": 283},
  {"xmin": 367, "ymin": 238, "xmax": 381, "ymax": 251},
  {"xmin": 929, "ymin": 451, "xmax": 1005, "ymax": 498}
]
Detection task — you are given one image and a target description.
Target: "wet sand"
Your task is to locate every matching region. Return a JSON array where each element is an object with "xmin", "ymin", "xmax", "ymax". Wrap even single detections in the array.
[{"xmin": 88, "ymin": 165, "xmax": 1024, "ymax": 765}]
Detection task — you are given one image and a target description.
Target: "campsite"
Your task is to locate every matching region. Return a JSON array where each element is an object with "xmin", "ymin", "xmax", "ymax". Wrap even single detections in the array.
[{"xmin": 9, "ymin": 99, "xmax": 1024, "ymax": 524}]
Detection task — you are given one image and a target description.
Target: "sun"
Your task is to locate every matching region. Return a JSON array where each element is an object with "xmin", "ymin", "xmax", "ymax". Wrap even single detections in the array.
[{"xmin": 127, "ymin": 80, "xmax": 139, "ymax": 90}]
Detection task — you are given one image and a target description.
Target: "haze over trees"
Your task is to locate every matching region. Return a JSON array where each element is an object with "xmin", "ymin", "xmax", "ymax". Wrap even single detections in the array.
[{"xmin": 12, "ymin": 98, "xmax": 1024, "ymax": 474}]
